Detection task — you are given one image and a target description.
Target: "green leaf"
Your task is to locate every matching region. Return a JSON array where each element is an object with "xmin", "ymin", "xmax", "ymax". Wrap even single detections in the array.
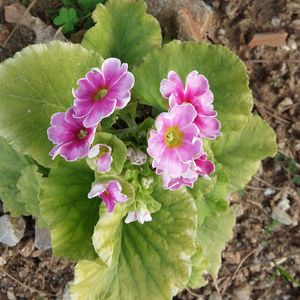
[
  {"xmin": 53, "ymin": 8, "xmax": 78, "ymax": 34},
  {"xmin": 133, "ymin": 41, "xmax": 252, "ymax": 131},
  {"xmin": 189, "ymin": 207, "xmax": 235, "ymax": 288},
  {"xmin": 189, "ymin": 165, "xmax": 229, "ymax": 227},
  {"xmin": 79, "ymin": 0, "xmax": 103, "ymax": 11},
  {"xmin": 71, "ymin": 181, "xmax": 197, "ymax": 299},
  {"xmin": 211, "ymin": 115, "xmax": 277, "ymax": 191},
  {"xmin": 82, "ymin": 0, "xmax": 162, "ymax": 66},
  {"xmin": 0, "ymin": 41, "xmax": 103, "ymax": 167},
  {"xmin": 87, "ymin": 132, "xmax": 127, "ymax": 175},
  {"xmin": 0, "ymin": 137, "xmax": 32, "ymax": 216},
  {"xmin": 16, "ymin": 165, "xmax": 46, "ymax": 227},
  {"xmin": 39, "ymin": 159, "xmax": 99, "ymax": 261}
]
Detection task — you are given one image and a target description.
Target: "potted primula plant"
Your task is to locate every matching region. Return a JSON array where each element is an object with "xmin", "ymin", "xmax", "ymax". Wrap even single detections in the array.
[{"xmin": 0, "ymin": 0, "xmax": 276, "ymax": 299}]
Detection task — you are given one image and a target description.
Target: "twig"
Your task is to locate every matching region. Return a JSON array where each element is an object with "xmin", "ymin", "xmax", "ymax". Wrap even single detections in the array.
[
  {"xmin": 246, "ymin": 185, "xmax": 266, "ymax": 191},
  {"xmin": 221, "ymin": 247, "xmax": 258, "ymax": 297},
  {"xmin": 3, "ymin": 0, "xmax": 38, "ymax": 47},
  {"xmin": 254, "ymin": 176, "xmax": 281, "ymax": 190},
  {"xmin": 213, "ymin": 277, "xmax": 221, "ymax": 297},
  {"xmin": 247, "ymin": 199, "xmax": 269, "ymax": 216},
  {"xmin": 0, "ymin": 266, "xmax": 56, "ymax": 297},
  {"xmin": 185, "ymin": 287, "xmax": 202, "ymax": 298}
]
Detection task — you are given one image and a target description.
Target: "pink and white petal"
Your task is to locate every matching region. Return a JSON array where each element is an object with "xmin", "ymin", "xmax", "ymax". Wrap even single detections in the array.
[
  {"xmin": 114, "ymin": 91, "xmax": 131, "ymax": 109},
  {"xmin": 86, "ymin": 127, "xmax": 97, "ymax": 145},
  {"xmin": 60, "ymin": 140, "xmax": 89, "ymax": 161},
  {"xmin": 101, "ymin": 194, "xmax": 116, "ymax": 213},
  {"xmin": 176, "ymin": 139, "xmax": 200, "ymax": 162},
  {"xmin": 184, "ymin": 71, "xmax": 209, "ymax": 100},
  {"xmin": 147, "ymin": 131, "xmax": 166, "ymax": 160},
  {"xmin": 74, "ymin": 78, "xmax": 95, "ymax": 98},
  {"xmin": 102, "ymin": 58, "xmax": 128, "ymax": 87},
  {"xmin": 107, "ymin": 181, "xmax": 128, "ymax": 203},
  {"xmin": 195, "ymin": 156, "xmax": 215, "ymax": 177},
  {"xmin": 88, "ymin": 144, "xmax": 100, "ymax": 158},
  {"xmin": 50, "ymin": 112, "xmax": 66, "ymax": 126},
  {"xmin": 83, "ymin": 98, "xmax": 117, "ymax": 128},
  {"xmin": 160, "ymin": 70, "xmax": 184, "ymax": 99},
  {"xmin": 194, "ymin": 116, "xmax": 221, "ymax": 139},
  {"xmin": 49, "ymin": 144, "xmax": 63, "ymax": 160},
  {"xmin": 88, "ymin": 183, "xmax": 107, "ymax": 199},
  {"xmin": 155, "ymin": 112, "xmax": 172, "ymax": 132},
  {"xmin": 86, "ymin": 69, "xmax": 105, "ymax": 90},
  {"xmin": 181, "ymin": 123, "xmax": 200, "ymax": 143},
  {"xmin": 168, "ymin": 93, "xmax": 183, "ymax": 108},
  {"xmin": 158, "ymin": 147, "xmax": 182, "ymax": 177},
  {"xmin": 73, "ymin": 99, "xmax": 94, "ymax": 118},
  {"xmin": 96, "ymin": 153, "xmax": 112, "ymax": 173},
  {"xmin": 142, "ymin": 210, "xmax": 152, "ymax": 222},
  {"xmin": 171, "ymin": 103, "xmax": 197, "ymax": 128},
  {"xmin": 125, "ymin": 212, "xmax": 137, "ymax": 224},
  {"xmin": 110, "ymin": 70, "xmax": 134, "ymax": 92}
]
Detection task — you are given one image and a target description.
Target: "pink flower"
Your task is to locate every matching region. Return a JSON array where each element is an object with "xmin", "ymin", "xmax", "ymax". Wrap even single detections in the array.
[
  {"xmin": 47, "ymin": 107, "xmax": 96, "ymax": 161},
  {"xmin": 125, "ymin": 208, "xmax": 152, "ymax": 224},
  {"xmin": 147, "ymin": 104, "xmax": 202, "ymax": 178},
  {"xmin": 88, "ymin": 144, "xmax": 113, "ymax": 173},
  {"xmin": 160, "ymin": 70, "xmax": 221, "ymax": 139},
  {"xmin": 73, "ymin": 58, "xmax": 135, "ymax": 128},
  {"xmin": 194, "ymin": 154, "xmax": 215, "ymax": 179},
  {"xmin": 87, "ymin": 180, "xmax": 128, "ymax": 213},
  {"xmin": 157, "ymin": 152, "xmax": 215, "ymax": 190}
]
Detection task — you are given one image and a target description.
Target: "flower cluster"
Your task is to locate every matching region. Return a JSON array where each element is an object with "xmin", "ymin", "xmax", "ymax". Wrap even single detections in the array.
[
  {"xmin": 147, "ymin": 70, "xmax": 220, "ymax": 190},
  {"xmin": 47, "ymin": 58, "xmax": 134, "ymax": 213}
]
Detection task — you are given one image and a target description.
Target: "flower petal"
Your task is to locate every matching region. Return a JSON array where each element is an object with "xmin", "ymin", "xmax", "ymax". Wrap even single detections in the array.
[
  {"xmin": 88, "ymin": 183, "xmax": 107, "ymax": 199},
  {"xmin": 184, "ymin": 70, "xmax": 209, "ymax": 100}
]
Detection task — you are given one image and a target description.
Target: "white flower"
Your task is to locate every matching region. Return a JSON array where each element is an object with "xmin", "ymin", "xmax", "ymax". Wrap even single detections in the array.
[{"xmin": 125, "ymin": 208, "xmax": 152, "ymax": 224}]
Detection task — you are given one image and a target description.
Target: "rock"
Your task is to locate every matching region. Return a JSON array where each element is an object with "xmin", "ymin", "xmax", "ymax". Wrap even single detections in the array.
[
  {"xmin": 4, "ymin": 3, "xmax": 32, "ymax": 27},
  {"xmin": 7, "ymin": 290, "xmax": 16, "ymax": 300},
  {"xmin": 0, "ymin": 257, "xmax": 7, "ymax": 266},
  {"xmin": 264, "ymin": 187, "xmax": 276, "ymax": 197},
  {"xmin": 233, "ymin": 283, "xmax": 252, "ymax": 300},
  {"xmin": 31, "ymin": 17, "xmax": 66, "ymax": 43},
  {"xmin": 277, "ymin": 97, "xmax": 293, "ymax": 111},
  {"xmin": 277, "ymin": 197, "xmax": 290, "ymax": 212},
  {"xmin": 159, "ymin": 0, "xmax": 214, "ymax": 41},
  {"xmin": 223, "ymin": 250, "xmax": 241, "ymax": 264},
  {"xmin": 271, "ymin": 206, "xmax": 292, "ymax": 225},
  {"xmin": 232, "ymin": 203, "xmax": 244, "ymax": 218},
  {"xmin": 247, "ymin": 32, "xmax": 288, "ymax": 48},
  {"xmin": 4, "ymin": 2, "xmax": 66, "ymax": 43},
  {"xmin": 208, "ymin": 292, "xmax": 222, "ymax": 300},
  {"xmin": 34, "ymin": 226, "xmax": 52, "ymax": 251},
  {"xmin": 0, "ymin": 215, "xmax": 26, "ymax": 247}
]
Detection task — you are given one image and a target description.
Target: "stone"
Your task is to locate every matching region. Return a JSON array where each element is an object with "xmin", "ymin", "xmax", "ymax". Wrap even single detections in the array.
[
  {"xmin": 0, "ymin": 215, "xmax": 26, "ymax": 247},
  {"xmin": 264, "ymin": 187, "xmax": 276, "ymax": 197},
  {"xmin": 34, "ymin": 226, "xmax": 52, "ymax": 251},
  {"xmin": 232, "ymin": 203, "xmax": 244, "ymax": 218},
  {"xmin": 4, "ymin": 3, "xmax": 32, "ymax": 27},
  {"xmin": 0, "ymin": 25, "xmax": 10, "ymax": 45},
  {"xmin": 233, "ymin": 283, "xmax": 252, "ymax": 300},
  {"xmin": 159, "ymin": 0, "xmax": 214, "ymax": 41},
  {"xmin": 271, "ymin": 206, "xmax": 292, "ymax": 225},
  {"xmin": 208, "ymin": 292, "xmax": 222, "ymax": 300},
  {"xmin": 0, "ymin": 257, "xmax": 7, "ymax": 266},
  {"xmin": 247, "ymin": 31, "xmax": 288, "ymax": 48}
]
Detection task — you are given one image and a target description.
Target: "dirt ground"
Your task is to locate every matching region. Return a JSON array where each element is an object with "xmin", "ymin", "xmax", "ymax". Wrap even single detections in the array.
[{"xmin": 0, "ymin": 0, "xmax": 299, "ymax": 299}]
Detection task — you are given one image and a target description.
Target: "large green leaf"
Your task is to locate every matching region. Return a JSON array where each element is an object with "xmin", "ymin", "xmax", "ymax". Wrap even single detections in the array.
[
  {"xmin": 133, "ymin": 41, "xmax": 252, "ymax": 131},
  {"xmin": 211, "ymin": 115, "xmax": 277, "ymax": 191},
  {"xmin": 189, "ymin": 207, "xmax": 235, "ymax": 288},
  {"xmin": 82, "ymin": 0, "xmax": 162, "ymax": 66},
  {"xmin": 16, "ymin": 164, "xmax": 46, "ymax": 226},
  {"xmin": 40, "ymin": 159, "xmax": 99, "ymax": 261},
  {"xmin": 0, "ymin": 41, "xmax": 103, "ymax": 167},
  {"xmin": 189, "ymin": 165, "xmax": 229, "ymax": 227},
  {"xmin": 0, "ymin": 137, "xmax": 32, "ymax": 216},
  {"xmin": 71, "ymin": 181, "xmax": 197, "ymax": 299}
]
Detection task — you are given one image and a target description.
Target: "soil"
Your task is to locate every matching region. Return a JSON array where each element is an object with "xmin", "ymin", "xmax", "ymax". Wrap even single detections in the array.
[{"xmin": 0, "ymin": 0, "xmax": 299, "ymax": 299}]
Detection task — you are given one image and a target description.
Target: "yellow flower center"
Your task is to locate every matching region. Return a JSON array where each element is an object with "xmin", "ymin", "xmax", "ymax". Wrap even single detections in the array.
[
  {"xmin": 164, "ymin": 127, "xmax": 183, "ymax": 148},
  {"xmin": 77, "ymin": 129, "xmax": 88, "ymax": 140},
  {"xmin": 94, "ymin": 88, "xmax": 108, "ymax": 101},
  {"xmin": 99, "ymin": 146, "xmax": 109, "ymax": 157}
]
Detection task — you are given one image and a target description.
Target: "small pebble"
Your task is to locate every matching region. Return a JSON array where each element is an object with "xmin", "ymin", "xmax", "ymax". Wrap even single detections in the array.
[
  {"xmin": 271, "ymin": 206, "xmax": 292, "ymax": 225},
  {"xmin": 264, "ymin": 187, "xmax": 275, "ymax": 197}
]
